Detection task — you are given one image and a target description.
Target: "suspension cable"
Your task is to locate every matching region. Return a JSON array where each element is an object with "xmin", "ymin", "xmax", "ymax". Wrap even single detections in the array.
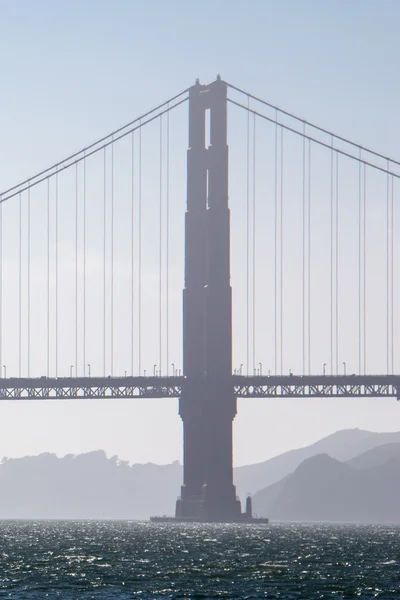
[
  {"xmin": 55, "ymin": 172, "xmax": 58, "ymax": 377},
  {"xmin": 225, "ymin": 82, "xmax": 400, "ymax": 168},
  {"xmin": 18, "ymin": 193, "xmax": 22, "ymax": 377},
  {"xmin": 274, "ymin": 113, "xmax": 278, "ymax": 376},
  {"xmin": 363, "ymin": 165, "xmax": 367, "ymax": 375},
  {"xmin": 246, "ymin": 97, "xmax": 250, "ymax": 375},
  {"xmin": 252, "ymin": 113, "xmax": 256, "ymax": 375},
  {"xmin": 83, "ymin": 153, "xmax": 86, "ymax": 377},
  {"xmin": 27, "ymin": 185, "xmax": 31, "ymax": 377},
  {"xmin": 1, "ymin": 99, "xmax": 188, "ymax": 207},
  {"xmin": 1, "ymin": 91, "xmax": 190, "ymax": 200},
  {"xmin": 103, "ymin": 148, "xmax": 107, "ymax": 377},
  {"xmin": 227, "ymin": 100, "xmax": 400, "ymax": 180},
  {"xmin": 0, "ymin": 199, "xmax": 2, "ymax": 376},
  {"xmin": 131, "ymin": 132, "xmax": 135, "ymax": 376},
  {"xmin": 280, "ymin": 127, "xmax": 284, "ymax": 376},
  {"xmin": 302, "ymin": 124, "xmax": 306, "ymax": 376},
  {"xmin": 138, "ymin": 125, "xmax": 142, "ymax": 375},
  {"xmin": 335, "ymin": 151, "xmax": 339, "ymax": 376},
  {"xmin": 307, "ymin": 140, "xmax": 311, "ymax": 375},
  {"xmin": 159, "ymin": 116, "xmax": 163, "ymax": 376},
  {"xmin": 75, "ymin": 163, "xmax": 79, "ymax": 377},
  {"xmin": 166, "ymin": 108, "xmax": 170, "ymax": 376},
  {"xmin": 330, "ymin": 139, "xmax": 334, "ymax": 376},
  {"xmin": 387, "ymin": 161, "xmax": 390, "ymax": 374},
  {"xmin": 358, "ymin": 151, "xmax": 362, "ymax": 375},
  {"xmin": 110, "ymin": 140, "xmax": 114, "ymax": 377},
  {"xmin": 391, "ymin": 175, "xmax": 394, "ymax": 374},
  {"xmin": 47, "ymin": 178, "xmax": 50, "ymax": 377}
]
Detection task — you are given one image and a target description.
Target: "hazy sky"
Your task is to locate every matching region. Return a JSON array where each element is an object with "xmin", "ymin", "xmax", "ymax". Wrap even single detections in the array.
[{"xmin": 1, "ymin": 0, "xmax": 400, "ymax": 467}]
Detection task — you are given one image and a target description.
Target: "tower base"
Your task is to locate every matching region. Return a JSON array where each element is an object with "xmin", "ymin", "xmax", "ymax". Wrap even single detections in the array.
[
  {"xmin": 149, "ymin": 515, "xmax": 269, "ymax": 524},
  {"xmin": 150, "ymin": 492, "xmax": 269, "ymax": 524}
]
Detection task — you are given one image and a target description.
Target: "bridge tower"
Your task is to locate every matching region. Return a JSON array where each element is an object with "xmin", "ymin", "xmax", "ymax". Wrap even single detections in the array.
[{"xmin": 175, "ymin": 77, "xmax": 242, "ymax": 521}]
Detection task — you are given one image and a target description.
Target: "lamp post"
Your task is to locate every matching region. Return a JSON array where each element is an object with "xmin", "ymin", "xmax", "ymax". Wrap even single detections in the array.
[
  {"xmin": 3, "ymin": 365, "xmax": 6, "ymax": 379},
  {"xmin": 70, "ymin": 365, "xmax": 73, "ymax": 378},
  {"xmin": 323, "ymin": 363, "xmax": 326, "ymax": 376},
  {"xmin": 153, "ymin": 364, "xmax": 157, "ymax": 377},
  {"xmin": 259, "ymin": 363, "xmax": 262, "ymax": 376},
  {"xmin": 172, "ymin": 363, "xmax": 175, "ymax": 376},
  {"xmin": 343, "ymin": 361, "xmax": 346, "ymax": 375},
  {"xmin": 88, "ymin": 364, "xmax": 91, "ymax": 377}
]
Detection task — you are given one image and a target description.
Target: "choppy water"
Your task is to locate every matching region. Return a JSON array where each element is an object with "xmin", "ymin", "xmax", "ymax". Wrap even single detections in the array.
[{"xmin": 0, "ymin": 521, "xmax": 399, "ymax": 599}]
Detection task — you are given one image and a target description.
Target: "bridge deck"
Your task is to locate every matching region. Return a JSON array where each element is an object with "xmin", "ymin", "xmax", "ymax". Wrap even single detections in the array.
[{"xmin": 0, "ymin": 375, "xmax": 398, "ymax": 400}]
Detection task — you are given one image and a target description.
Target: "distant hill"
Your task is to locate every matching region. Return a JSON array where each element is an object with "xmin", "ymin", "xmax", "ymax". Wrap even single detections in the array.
[
  {"xmin": 234, "ymin": 429, "xmax": 400, "ymax": 501},
  {"xmin": 0, "ymin": 451, "xmax": 182, "ymax": 520},
  {"xmin": 0, "ymin": 429, "xmax": 399, "ymax": 519},
  {"xmin": 252, "ymin": 443, "xmax": 400, "ymax": 523}
]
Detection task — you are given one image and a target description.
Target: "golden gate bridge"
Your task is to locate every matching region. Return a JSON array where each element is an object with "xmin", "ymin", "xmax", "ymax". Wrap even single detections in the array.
[{"xmin": 0, "ymin": 76, "xmax": 399, "ymax": 520}]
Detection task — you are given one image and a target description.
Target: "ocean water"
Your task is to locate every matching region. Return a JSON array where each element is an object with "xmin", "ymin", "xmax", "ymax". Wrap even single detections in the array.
[{"xmin": 0, "ymin": 521, "xmax": 399, "ymax": 599}]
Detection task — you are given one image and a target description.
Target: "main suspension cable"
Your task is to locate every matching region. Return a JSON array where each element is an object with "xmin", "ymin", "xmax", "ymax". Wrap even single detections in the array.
[
  {"xmin": 227, "ymin": 100, "xmax": 400, "ymax": 180},
  {"xmin": 226, "ymin": 82, "xmax": 400, "ymax": 168},
  {"xmin": 1, "ymin": 91, "xmax": 190, "ymax": 201},
  {"xmin": 1, "ymin": 98, "xmax": 188, "ymax": 205}
]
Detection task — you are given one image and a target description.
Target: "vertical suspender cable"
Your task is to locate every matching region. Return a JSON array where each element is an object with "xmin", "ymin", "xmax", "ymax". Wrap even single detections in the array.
[
  {"xmin": 47, "ymin": 178, "xmax": 50, "ymax": 376},
  {"xmin": 330, "ymin": 137, "xmax": 334, "ymax": 376},
  {"xmin": 19, "ymin": 193, "xmax": 22, "ymax": 377},
  {"xmin": 159, "ymin": 117, "xmax": 163, "ymax": 376},
  {"xmin": 363, "ymin": 164, "xmax": 367, "ymax": 374},
  {"xmin": 138, "ymin": 124, "xmax": 142, "ymax": 375},
  {"xmin": 55, "ymin": 172, "xmax": 58, "ymax": 377},
  {"xmin": 387, "ymin": 161, "xmax": 390, "ymax": 374},
  {"xmin": 246, "ymin": 97, "xmax": 250, "ymax": 375},
  {"xmin": 131, "ymin": 132, "xmax": 135, "ymax": 375},
  {"xmin": 166, "ymin": 108, "xmax": 170, "ymax": 375},
  {"xmin": 302, "ymin": 125, "xmax": 306, "ymax": 376},
  {"xmin": 274, "ymin": 112, "xmax": 278, "ymax": 376},
  {"xmin": 110, "ymin": 140, "xmax": 114, "ymax": 377},
  {"xmin": 391, "ymin": 175, "xmax": 394, "ymax": 373},
  {"xmin": 307, "ymin": 140, "xmax": 311, "ymax": 375},
  {"xmin": 103, "ymin": 148, "xmax": 107, "ymax": 376},
  {"xmin": 0, "ymin": 198, "xmax": 2, "ymax": 376},
  {"xmin": 252, "ymin": 113, "xmax": 256, "ymax": 375},
  {"xmin": 335, "ymin": 152, "xmax": 339, "ymax": 375},
  {"xmin": 83, "ymin": 154, "xmax": 86, "ymax": 377},
  {"xmin": 358, "ymin": 150, "xmax": 362, "ymax": 375},
  {"xmin": 27, "ymin": 186, "xmax": 31, "ymax": 377},
  {"xmin": 280, "ymin": 127, "xmax": 284, "ymax": 375},
  {"xmin": 75, "ymin": 164, "xmax": 79, "ymax": 376}
]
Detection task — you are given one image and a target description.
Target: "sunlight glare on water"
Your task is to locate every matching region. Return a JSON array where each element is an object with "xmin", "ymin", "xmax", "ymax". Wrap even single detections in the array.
[{"xmin": 0, "ymin": 521, "xmax": 399, "ymax": 598}]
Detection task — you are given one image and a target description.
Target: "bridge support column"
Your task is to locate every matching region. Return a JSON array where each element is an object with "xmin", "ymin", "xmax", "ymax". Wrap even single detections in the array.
[{"xmin": 175, "ymin": 77, "xmax": 243, "ymax": 522}]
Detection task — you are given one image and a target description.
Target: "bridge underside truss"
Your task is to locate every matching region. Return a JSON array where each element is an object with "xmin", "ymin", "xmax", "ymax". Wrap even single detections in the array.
[{"xmin": 0, "ymin": 375, "xmax": 398, "ymax": 400}]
